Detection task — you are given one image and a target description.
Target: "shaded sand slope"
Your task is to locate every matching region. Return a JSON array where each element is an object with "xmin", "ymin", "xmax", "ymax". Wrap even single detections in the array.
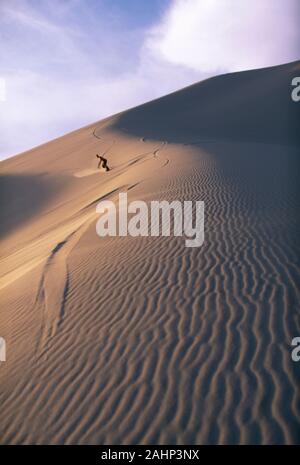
[
  {"xmin": 113, "ymin": 61, "xmax": 300, "ymax": 145},
  {"xmin": 0, "ymin": 61, "xmax": 300, "ymax": 444}
]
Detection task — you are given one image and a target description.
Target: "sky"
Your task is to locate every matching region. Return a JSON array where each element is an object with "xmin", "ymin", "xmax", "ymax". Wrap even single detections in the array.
[{"xmin": 0, "ymin": 0, "xmax": 299, "ymax": 160}]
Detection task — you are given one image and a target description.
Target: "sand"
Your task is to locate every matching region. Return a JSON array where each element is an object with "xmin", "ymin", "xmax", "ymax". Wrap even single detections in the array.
[{"xmin": 0, "ymin": 61, "xmax": 299, "ymax": 444}]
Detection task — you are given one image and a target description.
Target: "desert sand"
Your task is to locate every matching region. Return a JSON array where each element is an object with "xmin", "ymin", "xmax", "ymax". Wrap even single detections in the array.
[{"xmin": 0, "ymin": 61, "xmax": 299, "ymax": 444}]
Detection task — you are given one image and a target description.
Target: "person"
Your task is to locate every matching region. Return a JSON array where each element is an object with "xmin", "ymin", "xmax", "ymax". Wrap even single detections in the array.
[{"xmin": 96, "ymin": 154, "xmax": 110, "ymax": 171}]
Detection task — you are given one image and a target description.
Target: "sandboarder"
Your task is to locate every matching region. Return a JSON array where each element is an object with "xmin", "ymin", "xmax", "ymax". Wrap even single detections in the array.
[{"xmin": 96, "ymin": 154, "xmax": 110, "ymax": 171}]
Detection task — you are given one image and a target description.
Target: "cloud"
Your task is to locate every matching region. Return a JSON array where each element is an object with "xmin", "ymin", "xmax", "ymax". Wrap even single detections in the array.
[
  {"xmin": 146, "ymin": 0, "xmax": 300, "ymax": 73},
  {"xmin": 0, "ymin": 0, "xmax": 201, "ymax": 159}
]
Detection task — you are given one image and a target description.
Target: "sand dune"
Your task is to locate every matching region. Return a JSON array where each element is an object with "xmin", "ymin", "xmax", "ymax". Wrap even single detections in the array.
[{"xmin": 0, "ymin": 61, "xmax": 299, "ymax": 444}]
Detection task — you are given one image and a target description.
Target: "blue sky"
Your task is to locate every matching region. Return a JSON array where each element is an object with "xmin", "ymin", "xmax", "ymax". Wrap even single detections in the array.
[{"xmin": 0, "ymin": 0, "xmax": 299, "ymax": 159}]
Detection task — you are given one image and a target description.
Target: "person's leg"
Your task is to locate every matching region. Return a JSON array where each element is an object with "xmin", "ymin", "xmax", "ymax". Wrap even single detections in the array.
[{"xmin": 96, "ymin": 154, "xmax": 101, "ymax": 169}]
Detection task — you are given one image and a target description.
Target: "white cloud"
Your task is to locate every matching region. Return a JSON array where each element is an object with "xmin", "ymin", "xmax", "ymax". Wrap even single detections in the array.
[
  {"xmin": 146, "ymin": 0, "xmax": 300, "ymax": 73},
  {"xmin": 0, "ymin": 0, "xmax": 202, "ymax": 159}
]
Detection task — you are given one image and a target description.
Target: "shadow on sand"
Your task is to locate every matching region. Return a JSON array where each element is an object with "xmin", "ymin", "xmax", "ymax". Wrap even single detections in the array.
[
  {"xmin": 0, "ymin": 173, "xmax": 64, "ymax": 238},
  {"xmin": 111, "ymin": 61, "xmax": 300, "ymax": 146}
]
